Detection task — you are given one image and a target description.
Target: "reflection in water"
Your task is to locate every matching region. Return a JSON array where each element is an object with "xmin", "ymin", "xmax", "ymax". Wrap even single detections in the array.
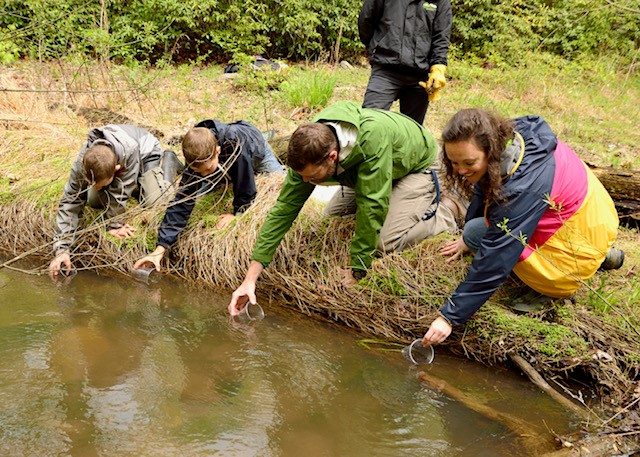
[{"xmin": 0, "ymin": 269, "xmax": 578, "ymax": 456}]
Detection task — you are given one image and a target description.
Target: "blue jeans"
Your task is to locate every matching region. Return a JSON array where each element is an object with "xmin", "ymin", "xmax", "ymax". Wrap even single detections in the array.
[
  {"xmin": 253, "ymin": 140, "xmax": 284, "ymax": 175},
  {"xmin": 462, "ymin": 217, "xmax": 488, "ymax": 253},
  {"xmin": 200, "ymin": 140, "xmax": 284, "ymax": 195}
]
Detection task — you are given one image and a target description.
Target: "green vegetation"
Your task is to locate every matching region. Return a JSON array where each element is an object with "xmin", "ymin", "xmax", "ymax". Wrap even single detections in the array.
[
  {"xmin": 0, "ymin": 2, "xmax": 639, "ymax": 443},
  {"xmin": 280, "ymin": 69, "xmax": 337, "ymax": 109},
  {"xmin": 1, "ymin": 0, "xmax": 638, "ymax": 72}
]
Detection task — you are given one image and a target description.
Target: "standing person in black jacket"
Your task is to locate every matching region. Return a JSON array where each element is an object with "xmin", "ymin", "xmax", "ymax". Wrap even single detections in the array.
[
  {"xmin": 358, "ymin": 0, "xmax": 452, "ymax": 124},
  {"xmin": 133, "ymin": 119, "xmax": 284, "ymax": 272}
]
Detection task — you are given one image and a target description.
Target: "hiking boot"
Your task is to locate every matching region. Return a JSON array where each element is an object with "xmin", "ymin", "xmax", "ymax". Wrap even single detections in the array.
[
  {"xmin": 600, "ymin": 247, "xmax": 625, "ymax": 270},
  {"xmin": 441, "ymin": 194, "xmax": 467, "ymax": 228},
  {"xmin": 508, "ymin": 290, "xmax": 556, "ymax": 313}
]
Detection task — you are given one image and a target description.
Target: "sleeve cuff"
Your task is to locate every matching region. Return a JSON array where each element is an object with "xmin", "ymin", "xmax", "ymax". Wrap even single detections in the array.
[{"xmin": 438, "ymin": 312, "xmax": 453, "ymax": 326}]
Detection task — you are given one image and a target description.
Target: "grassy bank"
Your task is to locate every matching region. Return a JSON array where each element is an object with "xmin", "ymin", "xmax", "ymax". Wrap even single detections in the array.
[{"xmin": 1, "ymin": 56, "xmax": 639, "ymax": 452}]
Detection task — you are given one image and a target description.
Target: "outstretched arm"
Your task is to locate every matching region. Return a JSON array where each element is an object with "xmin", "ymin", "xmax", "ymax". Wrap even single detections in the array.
[{"xmin": 229, "ymin": 261, "xmax": 264, "ymax": 316}]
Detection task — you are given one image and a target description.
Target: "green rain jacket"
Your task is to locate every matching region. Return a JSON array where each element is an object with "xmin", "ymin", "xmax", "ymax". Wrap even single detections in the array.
[{"xmin": 251, "ymin": 101, "xmax": 438, "ymax": 272}]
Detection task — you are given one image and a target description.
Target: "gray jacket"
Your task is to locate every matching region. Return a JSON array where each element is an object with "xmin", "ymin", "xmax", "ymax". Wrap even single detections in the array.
[{"xmin": 53, "ymin": 124, "xmax": 162, "ymax": 255}]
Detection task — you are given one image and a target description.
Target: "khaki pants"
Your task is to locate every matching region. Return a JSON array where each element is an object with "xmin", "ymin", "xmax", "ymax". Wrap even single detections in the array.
[
  {"xmin": 87, "ymin": 167, "xmax": 172, "ymax": 209},
  {"xmin": 138, "ymin": 166, "xmax": 175, "ymax": 207},
  {"xmin": 88, "ymin": 150, "xmax": 183, "ymax": 209},
  {"xmin": 324, "ymin": 170, "xmax": 457, "ymax": 253}
]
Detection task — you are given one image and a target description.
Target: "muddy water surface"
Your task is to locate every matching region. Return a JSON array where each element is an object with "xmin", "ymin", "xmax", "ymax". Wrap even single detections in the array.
[{"xmin": 0, "ymin": 269, "xmax": 579, "ymax": 456}]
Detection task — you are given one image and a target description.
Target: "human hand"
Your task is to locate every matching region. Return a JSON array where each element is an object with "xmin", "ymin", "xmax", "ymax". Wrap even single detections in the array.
[
  {"xmin": 133, "ymin": 246, "xmax": 166, "ymax": 272},
  {"xmin": 418, "ymin": 64, "xmax": 447, "ymax": 102},
  {"xmin": 422, "ymin": 316, "xmax": 452, "ymax": 345},
  {"xmin": 215, "ymin": 213, "xmax": 235, "ymax": 230},
  {"xmin": 229, "ymin": 261, "xmax": 264, "ymax": 316},
  {"xmin": 440, "ymin": 237, "xmax": 470, "ymax": 263},
  {"xmin": 49, "ymin": 252, "xmax": 72, "ymax": 278},
  {"xmin": 337, "ymin": 267, "xmax": 358, "ymax": 286},
  {"xmin": 229, "ymin": 280, "xmax": 256, "ymax": 317},
  {"xmin": 108, "ymin": 224, "xmax": 137, "ymax": 238}
]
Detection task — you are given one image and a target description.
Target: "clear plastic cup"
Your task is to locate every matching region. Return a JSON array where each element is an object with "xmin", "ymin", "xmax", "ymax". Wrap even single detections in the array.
[
  {"xmin": 61, "ymin": 267, "xmax": 77, "ymax": 279},
  {"xmin": 402, "ymin": 339, "xmax": 435, "ymax": 365},
  {"xmin": 234, "ymin": 302, "xmax": 265, "ymax": 323},
  {"xmin": 54, "ymin": 266, "xmax": 77, "ymax": 285},
  {"xmin": 131, "ymin": 266, "xmax": 160, "ymax": 285}
]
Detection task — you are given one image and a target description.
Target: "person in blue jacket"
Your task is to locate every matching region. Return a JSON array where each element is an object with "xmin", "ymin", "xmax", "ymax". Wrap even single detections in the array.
[
  {"xmin": 422, "ymin": 108, "xmax": 620, "ymax": 345},
  {"xmin": 133, "ymin": 119, "xmax": 283, "ymax": 272}
]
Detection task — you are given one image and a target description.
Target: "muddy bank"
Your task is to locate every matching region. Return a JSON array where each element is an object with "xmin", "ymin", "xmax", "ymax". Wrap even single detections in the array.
[{"xmin": 1, "ymin": 178, "xmax": 639, "ymax": 454}]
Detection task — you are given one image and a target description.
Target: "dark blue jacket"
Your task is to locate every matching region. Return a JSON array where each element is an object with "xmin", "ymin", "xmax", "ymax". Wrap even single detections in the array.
[{"xmin": 157, "ymin": 120, "xmax": 265, "ymax": 248}]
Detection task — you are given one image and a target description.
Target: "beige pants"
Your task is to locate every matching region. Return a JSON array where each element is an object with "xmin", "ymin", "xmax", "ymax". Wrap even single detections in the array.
[
  {"xmin": 87, "ymin": 166, "xmax": 175, "ymax": 210},
  {"xmin": 324, "ymin": 170, "xmax": 458, "ymax": 253},
  {"xmin": 138, "ymin": 166, "xmax": 176, "ymax": 207}
]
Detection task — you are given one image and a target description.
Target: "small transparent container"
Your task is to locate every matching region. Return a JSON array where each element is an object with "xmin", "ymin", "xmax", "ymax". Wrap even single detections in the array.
[
  {"xmin": 131, "ymin": 266, "xmax": 160, "ymax": 285},
  {"xmin": 61, "ymin": 267, "xmax": 77, "ymax": 279},
  {"xmin": 234, "ymin": 302, "xmax": 265, "ymax": 323},
  {"xmin": 402, "ymin": 339, "xmax": 435, "ymax": 365},
  {"xmin": 54, "ymin": 267, "xmax": 77, "ymax": 285}
]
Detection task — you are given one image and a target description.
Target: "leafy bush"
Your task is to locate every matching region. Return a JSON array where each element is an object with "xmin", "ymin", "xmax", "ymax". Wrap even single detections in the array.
[
  {"xmin": 450, "ymin": 0, "xmax": 640, "ymax": 68},
  {"xmin": 0, "ymin": 0, "xmax": 363, "ymax": 64},
  {"xmin": 0, "ymin": 0, "xmax": 638, "ymax": 70}
]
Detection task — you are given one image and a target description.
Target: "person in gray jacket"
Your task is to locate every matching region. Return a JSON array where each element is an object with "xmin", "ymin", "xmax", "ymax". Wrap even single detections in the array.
[
  {"xmin": 48, "ymin": 124, "xmax": 181, "ymax": 277},
  {"xmin": 359, "ymin": 0, "xmax": 452, "ymax": 124}
]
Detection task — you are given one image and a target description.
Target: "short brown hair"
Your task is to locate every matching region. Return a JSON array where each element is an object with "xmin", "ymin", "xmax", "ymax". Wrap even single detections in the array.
[
  {"xmin": 287, "ymin": 123, "xmax": 337, "ymax": 171},
  {"xmin": 182, "ymin": 127, "xmax": 218, "ymax": 166},
  {"xmin": 82, "ymin": 144, "xmax": 116, "ymax": 183}
]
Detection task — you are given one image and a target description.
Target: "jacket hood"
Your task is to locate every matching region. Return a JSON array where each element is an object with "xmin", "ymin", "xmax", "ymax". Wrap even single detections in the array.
[
  {"xmin": 312, "ymin": 101, "xmax": 362, "ymax": 130},
  {"xmin": 87, "ymin": 124, "xmax": 137, "ymax": 167}
]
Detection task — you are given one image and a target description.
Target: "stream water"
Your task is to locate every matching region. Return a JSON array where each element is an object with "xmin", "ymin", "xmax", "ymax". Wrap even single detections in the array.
[{"xmin": 0, "ymin": 268, "xmax": 580, "ymax": 456}]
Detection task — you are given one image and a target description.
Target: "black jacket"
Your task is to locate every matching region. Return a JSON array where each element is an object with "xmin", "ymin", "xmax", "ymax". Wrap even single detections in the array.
[
  {"xmin": 358, "ymin": 0, "xmax": 452, "ymax": 72},
  {"xmin": 157, "ymin": 119, "xmax": 264, "ymax": 248}
]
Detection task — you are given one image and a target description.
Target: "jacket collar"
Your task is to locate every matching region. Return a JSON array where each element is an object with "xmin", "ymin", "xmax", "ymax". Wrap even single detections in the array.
[
  {"xmin": 324, "ymin": 121, "xmax": 358, "ymax": 175},
  {"xmin": 501, "ymin": 131, "xmax": 525, "ymax": 178}
]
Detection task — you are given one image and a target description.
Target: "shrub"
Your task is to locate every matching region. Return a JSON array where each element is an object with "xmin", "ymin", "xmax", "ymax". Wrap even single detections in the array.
[{"xmin": 279, "ymin": 69, "xmax": 337, "ymax": 110}]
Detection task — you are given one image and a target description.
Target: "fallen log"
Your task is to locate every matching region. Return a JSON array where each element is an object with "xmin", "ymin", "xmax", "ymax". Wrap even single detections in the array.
[
  {"xmin": 589, "ymin": 165, "xmax": 640, "ymax": 223},
  {"xmin": 417, "ymin": 370, "xmax": 556, "ymax": 456},
  {"xmin": 509, "ymin": 354, "xmax": 593, "ymax": 421}
]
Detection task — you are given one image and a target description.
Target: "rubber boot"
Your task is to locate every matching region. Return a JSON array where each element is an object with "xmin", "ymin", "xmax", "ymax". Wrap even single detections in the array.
[
  {"xmin": 161, "ymin": 149, "xmax": 184, "ymax": 184},
  {"xmin": 600, "ymin": 247, "xmax": 624, "ymax": 270}
]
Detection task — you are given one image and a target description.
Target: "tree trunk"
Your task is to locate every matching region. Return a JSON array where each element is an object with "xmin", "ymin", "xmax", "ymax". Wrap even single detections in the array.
[{"xmin": 589, "ymin": 165, "xmax": 640, "ymax": 224}]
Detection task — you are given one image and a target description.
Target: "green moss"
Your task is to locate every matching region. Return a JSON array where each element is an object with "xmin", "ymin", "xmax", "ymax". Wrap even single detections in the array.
[
  {"xmin": 0, "ymin": 178, "xmax": 14, "ymax": 203},
  {"xmin": 365, "ymin": 268, "xmax": 407, "ymax": 296},
  {"xmin": 472, "ymin": 305, "xmax": 589, "ymax": 359},
  {"xmin": 189, "ymin": 189, "xmax": 233, "ymax": 225}
]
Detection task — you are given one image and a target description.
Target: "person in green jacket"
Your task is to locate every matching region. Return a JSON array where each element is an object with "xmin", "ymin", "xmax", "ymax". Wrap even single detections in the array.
[{"xmin": 228, "ymin": 101, "xmax": 459, "ymax": 316}]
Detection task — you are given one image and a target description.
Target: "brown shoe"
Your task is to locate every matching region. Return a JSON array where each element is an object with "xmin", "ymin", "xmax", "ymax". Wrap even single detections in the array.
[{"xmin": 441, "ymin": 195, "xmax": 467, "ymax": 228}]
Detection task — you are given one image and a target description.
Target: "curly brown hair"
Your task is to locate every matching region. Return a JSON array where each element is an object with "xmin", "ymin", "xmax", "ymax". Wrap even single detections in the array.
[{"xmin": 441, "ymin": 108, "xmax": 514, "ymax": 204}]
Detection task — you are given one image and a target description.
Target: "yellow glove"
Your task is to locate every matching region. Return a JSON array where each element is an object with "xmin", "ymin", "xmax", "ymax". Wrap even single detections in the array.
[{"xmin": 419, "ymin": 64, "xmax": 447, "ymax": 102}]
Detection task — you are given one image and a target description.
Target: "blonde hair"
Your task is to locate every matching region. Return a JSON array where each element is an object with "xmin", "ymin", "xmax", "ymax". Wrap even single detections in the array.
[
  {"xmin": 82, "ymin": 144, "xmax": 116, "ymax": 184},
  {"xmin": 182, "ymin": 127, "xmax": 218, "ymax": 166}
]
